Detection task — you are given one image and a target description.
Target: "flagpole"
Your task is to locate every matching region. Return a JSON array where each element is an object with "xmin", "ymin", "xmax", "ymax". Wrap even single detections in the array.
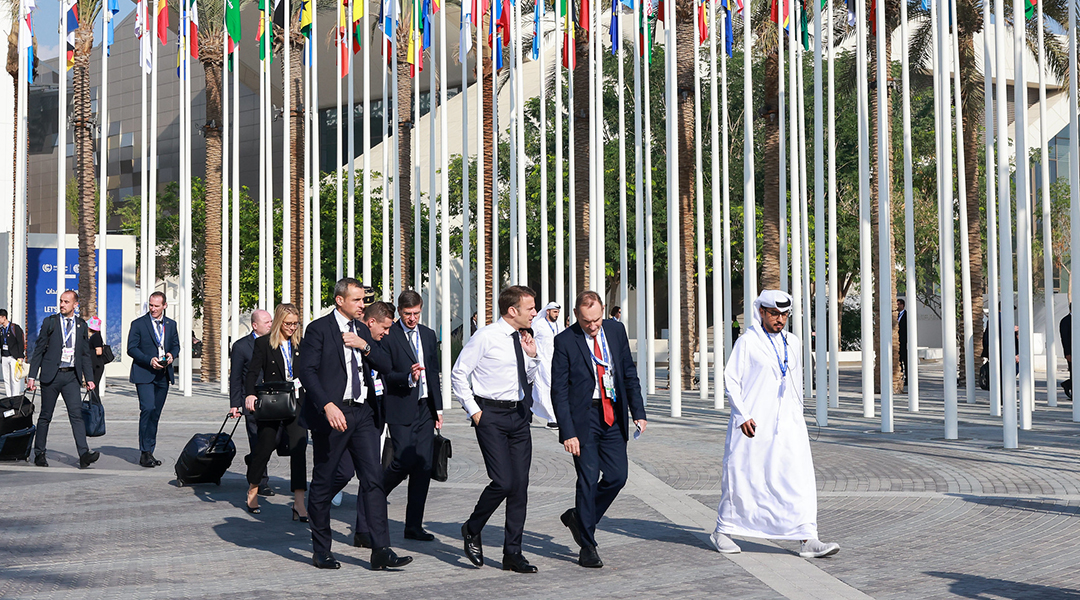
[
  {"xmin": 937, "ymin": 0, "xmax": 958, "ymax": 437},
  {"xmin": 303, "ymin": 35, "xmax": 311, "ymax": 321},
  {"xmin": 1013, "ymin": 0, "xmax": 1034, "ymax": 431},
  {"xmin": 588, "ymin": 0, "xmax": 597, "ymax": 291},
  {"xmin": 516, "ymin": 0, "xmax": 527, "ymax": 285},
  {"xmin": 693, "ymin": 0, "xmax": 707, "ymax": 401},
  {"xmin": 592, "ymin": 0, "xmax": 603, "ymax": 292},
  {"xmin": 720, "ymin": 0, "xmax": 731, "ymax": 362},
  {"xmin": 439, "ymin": 0, "xmax": 452, "ymax": 408},
  {"xmin": 476, "ymin": 14, "xmax": 485, "ymax": 324},
  {"xmin": 311, "ymin": 3, "xmax": 322, "ymax": 315},
  {"xmin": 540, "ymin": 1, "xmax": 550, "ymax": 306},
  {"xmin": 221, "ymin": 21, "xmax": 230, "ymax": 390},
  {"xmin": 1069, "ymin": 0, "xmax": 1080, "ymax": 424},
  {"xmin": 382, "ymin": 34, "xmax": 390, "ymax": 299},
  {"xmin": 786, "ymin": 0, "xmax": 801, "ymax": 348},
  {"xmin": 644, "ymin": 29, "xmax": 655, "ymax": 393},
  {"xmin": 492, "ymin": 16, "xmax": 500, "ymax": 305},
  {"xmin": 335, "ymin": 0, "xmax": 343, "ymax": 281},
  {"xmin": 392, "ymin": 24, "xmax": 402, "ymax": 297},
  {"xmin": 984, "ymin": 0, "xmax": 999, "ymax": 417},
  {"xmin": 149, "ymin": 0, "xmax": 161, "ymax": 294},
  {"xmin": 266, "ymin": 3, "xmax": 275, "ymax": 307},
  {"xmin": 710, "ymin": 0, "xmax": 725, "ymax": 409},
  {"xmin": 568, "ymin": 21, "xmax": 576, "ymax": 315},
  {"xmin": 665, "ymin": 0, "xmax": 680, "ymax": 415},
  {"xmin": 259, "ymin": 2, "xmax": 267, "ymax": 306},
  {"xmin": 901, "ymin": 0, "xmax": 918, "ymax": 411},
  {"xmin": 813, "ymin": 0, "xmax": 825, "ymax": 426},
  {"xmin": 778, "ymin": 0, "xmax": 786, "ymax": 293},
  {"xmin": 509, "ymin": 0, "xmax": 518, "ymax": 285},
  {"xmin": 181, "ymin": 0, "xmax": 193, "ymax": 395},
  {"xmin": 555, "ymin": 0, "xmax": 565, "ymax": 319},
  {"xmin": 461, "ymin": 8, "xmax": 472, "ymax": 347},
  {"xmin": 283, "ymin": 0, "xmax": 292, "ymax": 303},
  {"xmin": 741, "ymin": 0, "xmax": 756, "ymax": 319},
  {"xmin": 363, "ymin": 0, "xmax": 373, "ymax": 286},
  {"xmin": 950, "ymin": 0, "xmax": 973, "ymax": 407},
  {"xmin": 633, "ymin": 0, "xmax": 646, "ymax": 396},
  {"xmin": 99, "ymin": 4, "xmax": 110, "ymax": 382},
  {"xmin": 855, "ymin": 0, "xmax": 872, "ymax": 418},
  {"xmin": 1038, "ymin": 0, "xmax": 1056, "ymax": 408},
  {"xmin": 57, "ymin": 3, "xmax": 68, "ymax": 299},
  {"xmin": 13, "ymin": 0, "xmax": 29, "ymax": 327},
  {"xmin": 429, "ymin": 40, "xmax": 438, "ymax": 318},
  {"xmin": 414, "ymin": 15, "xmax": 423, "ymax": 294},
  {"xmin": 618, "ymin": 3, "xmax": 629, "ymax": 323},
  {"xmin": 826, "ymin": 0, "xmax": 838, "ymax": 410},
  {"xmin": 875, "ymin": 0, "xmax": 892, "ymax": 431},
  {"xmin": 231, "ymin": 20, "xmax": 240, "ymax": 347},
  {"xmin": 140, "ymin": 3, "xmax": 150, "ymax": 298}
]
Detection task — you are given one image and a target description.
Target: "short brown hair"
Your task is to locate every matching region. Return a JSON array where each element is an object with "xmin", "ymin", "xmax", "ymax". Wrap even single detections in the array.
[
  {"xmin": 398, "ymin": 290, "xmax": 423, "ymax": 310},
  {"xmin": 499, "ymin": 286, "xmax": 536, "ymax": 317},
  {"xmin": 575, "ymin": 291, "xmax": 603, "ymax": 311},
  {"xmin": 364, "ymin": 301, "xmax": 395, "ymax": 323}
]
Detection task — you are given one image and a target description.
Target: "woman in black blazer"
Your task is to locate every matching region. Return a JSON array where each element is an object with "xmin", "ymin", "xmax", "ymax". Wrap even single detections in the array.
[{"xmin": 244, "ymin": 303, "xmax": 309, "ymax": 520}]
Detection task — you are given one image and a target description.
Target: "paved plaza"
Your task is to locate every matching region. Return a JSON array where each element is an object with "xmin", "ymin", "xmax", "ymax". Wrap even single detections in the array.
[{"xmin": 3, "ymin": 364, "xmax": 1080, "ymax": 599}]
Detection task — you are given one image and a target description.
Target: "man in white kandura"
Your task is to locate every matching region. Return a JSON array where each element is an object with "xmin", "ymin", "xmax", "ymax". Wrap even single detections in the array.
[
  {"xmin": 710, "ymin": 290, "xmax": 840, "ymax": 559},
  {"xmin": 531, "ymin": 302, "xmax": 563, "ymax": 429}
]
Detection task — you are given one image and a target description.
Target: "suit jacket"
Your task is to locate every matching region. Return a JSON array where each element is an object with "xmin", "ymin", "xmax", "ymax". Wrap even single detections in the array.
[
  {"xmin": 28, "ymin": 314, "xmax": 94, "ymax": 385},
  {"xmin": 229, "ymin": 334, "xmax": 258, "ymax": 409},
  {"xmin": 296, "ymin": 311, "xmax": 387, "ymax": 432},
  {"xmin": 550, "ymin": 320, "xmax": 647, "ymax": 443},
  {"xmin": 1, "ymin": 323, "xmax": 25, "ymax": 360},
  {"xmin": 127, "ymin": 312, "xmax": 181, "ymax": 384},
  {"xmin": 898, "ymin": 311, "xmax": 908, "ymax": 354},
  {"xmin": 380, "ymin": 320, "xmax": 441, "ymax": 426},
  {"xmin": 245, "ymin": 334, "xmax": 302, "ymax": 396}
]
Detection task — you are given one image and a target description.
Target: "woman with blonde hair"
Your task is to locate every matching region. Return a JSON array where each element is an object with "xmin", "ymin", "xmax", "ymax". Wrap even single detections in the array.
[{"xmin": 244, "ymin": 303, "xmax": 309, "ymax": 520}]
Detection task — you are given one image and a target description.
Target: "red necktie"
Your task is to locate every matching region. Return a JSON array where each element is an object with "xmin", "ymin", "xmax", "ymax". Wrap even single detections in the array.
[{"xmin": 594, "ymin": 337, "xmax": 614, "ymax": 426}]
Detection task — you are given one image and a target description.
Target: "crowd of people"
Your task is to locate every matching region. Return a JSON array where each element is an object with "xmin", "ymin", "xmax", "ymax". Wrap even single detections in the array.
[{"xmin": 3, "ymin": 282, "xmax": 843, "ymax": 571}]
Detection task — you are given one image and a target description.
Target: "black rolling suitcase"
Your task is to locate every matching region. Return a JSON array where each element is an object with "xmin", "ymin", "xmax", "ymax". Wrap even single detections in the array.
[
  {"xmin": 0, "ymin": 393, "xmax": 35, "ymax": 435},
  {"xmin": 175, "ymin": 414, "xmax": 240, "ymax": 486},
  {"xmin": 0, "ymin": 425, "xmax": 36, "ymax": 461}
]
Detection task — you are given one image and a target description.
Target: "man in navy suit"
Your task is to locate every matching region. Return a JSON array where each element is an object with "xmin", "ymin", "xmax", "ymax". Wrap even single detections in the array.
[
  {"xmin": 297, "ymin": 278, "xmax": 412, "ymax": 571},
  {"xmin": 229, "ymin": 309, "xmax": 273, "ymax": 494},
  {"xmin": 27, "ymin": 290, "xmax": 98, "ymax": 468},
  {"xmin": 127, "ymin": 291, "xmax": 181, "ymax": 468},
  {"xmin": 551, "ymin": 290, "xmax": 647, "ymax": 568},
  {"xmin": 381, "ymin": 290, "xmax": 443, "ymax": 541}
]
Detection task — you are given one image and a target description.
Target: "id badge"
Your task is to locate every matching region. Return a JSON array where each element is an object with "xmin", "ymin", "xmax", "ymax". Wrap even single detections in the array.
[
  {"xmin": 61, "ymin": 347, "xmax": 75, "ymax": 364},
  {"xmin": 157, "ymin": 346, "xmax": 166, "ymax": 360},
  {"xmin": 2, "ymin": 344, "xmax": 7, "ymax": 352},
  {"xmin": 602, "ymin": 372, "xmax": 615, "ymax": 399},
  {"xmin": 374, "ymin": 379, "xmax": 385, "ymax": 396}
]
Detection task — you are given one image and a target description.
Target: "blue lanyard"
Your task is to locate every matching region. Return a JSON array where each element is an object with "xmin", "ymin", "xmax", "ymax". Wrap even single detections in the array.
[
  {"xmin": 588, "ymin": 329, "xmax": 612, "ymax": 369},
  {"xmin": 154, "ymin": 319, "xmax": 165, "ymax": 348},
  {"xmin": 61, "ymin": 317, "xmax": 75, "ymax": 348},
  {"xmin": 409, "ymin": 328, "xmax": 421, "ymax": 360},
  {"xmin": 766, "ymin": 331, "xmax": 788, "ymax": 377},
  {"xmin": 281, "ymin": 340, "xmax": 293, "ymax": 379}
]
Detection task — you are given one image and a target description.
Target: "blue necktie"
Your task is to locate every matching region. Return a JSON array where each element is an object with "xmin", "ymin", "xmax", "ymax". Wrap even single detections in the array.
[{"xmin": 349, "ymin": 321, "xmax": 362, "ymax": 400}]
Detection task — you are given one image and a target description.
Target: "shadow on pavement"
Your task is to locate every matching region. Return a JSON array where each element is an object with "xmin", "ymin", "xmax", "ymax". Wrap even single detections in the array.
[
  {"xmin": 953, "ymin": 495, "xmax": 1080, "ymax": 517},
  {"xmin": 95, "ymin": 444, "xmax": 144, "ymax": 465},
  {"xmin": 927, "ymin": 571, "xmax": 1080, "ymax": 599}
]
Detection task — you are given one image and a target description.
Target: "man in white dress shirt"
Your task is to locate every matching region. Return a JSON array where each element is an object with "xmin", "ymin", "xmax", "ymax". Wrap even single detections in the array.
[
  {"xmin": 710, "ymin": 289, "xmax": 839, "ymax": 559},
  {"xmin": 451, "ymin": 285, "xmax": 549, "ymax": 574}
]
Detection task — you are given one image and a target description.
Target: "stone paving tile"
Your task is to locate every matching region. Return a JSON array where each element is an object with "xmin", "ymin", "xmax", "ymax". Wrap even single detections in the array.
[{"xmin": 6, "ymin": 364, "xmax": 1080, "ymax": 598}]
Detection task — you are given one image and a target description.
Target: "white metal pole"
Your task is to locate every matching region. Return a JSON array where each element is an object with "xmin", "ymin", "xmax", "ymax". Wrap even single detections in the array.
[
  {"xmin": 901, "ymin": 0, "xmax": 918, "ymax": 411},
  {"xmin": 99, "ymin": 5, "xmax": 110, "ymax": 363},
  {"xmin": 1038, "ymin": 0, "xmax": 1056, "ymax": 408},
  {"xmin": 721, "ymin": 1, "xmax": 731, "ymax": 362},
  {"xmin": 462, "ymin": 22, "xmax": 472, "ymax": 345},
  {"xmin": 936, "ymin": 0, "xmax": 958, "ymax": 438},
  {"xmin": 348, "ymin": 1, "xmax": 357, "ymax": 279},
  {"xmin": 666, "ymin": 0, "xmax": 681, "ymax": 415},
  {"xmin": 996, "ymin": 0, "xmax": 1017, "ymax": 445},
  {"xmin": 826, "ymin": 0, "xmax": 838, "ymax": 410},
  {"xmin": 335, "ymin": 1, "xmax": 343, "ymax": 282},
  {"xmin": 984, "ymin": 6, "xmax": 1000, "ymax": 418},
  {"xmin": 644, "ymin": 43, "xmax": 656, "ymax": 393},
  {"xmin": 221, "ymin": 23, "xmax": 230, "ymax": 390},
  {"xmin": 951, "ymin": 0, "xmax": 974, "ymax": 406},
  {"xmin": 149, "ymin": 0, "xmax": 160, "ymax": 293},
  {"xmin": 231, "ymin": 29, "xmax": 240, "ymax": 346},
  {"xmin": 311, "ymin": 4, "xmax": 321, "ymax": 314},
  {"xmin": 555, "ymin": 4, "xmax": 564, "ymax": 320},
  {"xmin": 476, "ymin": 17, "xmax": 486, "ymax": 325},
  {"xmin": 363, "ymin": 2, "xmax": 372, "ymax": 286},
  {"xmin": 742, "ymin": 1, "xmax": 756, "ymax": 319},
  {"xmin": 259, "ymin": 6, "xmax": 267, "ymax": 306},
  {"xmin": 541, "ymin": 6, "xmax": 550, "ymax": 306},
  {"xmin": 619, "ymin": 8, "xmax": 629, "ymax": 326},
  {"xmin": 855, "ymin": 0, "xmax": 873, "ymax": 418},
  {"xmin": 57, "ymin": 5, "xmax": 68, "ymax": 299},
  {"xmin": 516, "ymin": 0, "xmax": 527, "ymax": 285},
  {"xmin": 1070, "ymin": 0, "xmax": 1080, "ymax": 423},
  {"xmin": 634, "ymin": 0, "xmax": 646, "ymax": 397},
  {"xmin": 13, "ymin": 0, "xmax": 29, "ymax": 326},
  {"xmin": 440, "ymin": 0, "xmax": 452, "ymax": 408},
  {"xmin": 712, "ymin": 0, "xmax": 725, "ymax": 409},
  {"xmin": 283, "ymin": 0, "xmax": 292, "ymax": 302},
  {"xmin": 814, "ymin": 0, "xmax": 826, "ymax": 426},
  {"xmin": 875, "ymin": 0, "xmax": 892, "ymax": 432},
  {"xmin": 694, "ymin": 2, "xmax": 707, "ymax": 402},
  {"xmin": 140, "ymin": 21, "xmax": 150, "ymax": 298},
  {"xmin": 1014, "ymin": 0, "xmax": 1034, "ymax": 431},
  {"xmin": 383, "ymin": 43, "xmax": 391, "ymax": 297},
  {"xmin": 778, "ymin": 2, "xmax": 787, "ymax": 293}
]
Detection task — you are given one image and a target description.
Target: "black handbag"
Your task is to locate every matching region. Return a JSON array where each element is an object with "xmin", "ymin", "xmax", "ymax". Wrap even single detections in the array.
[
  {"xmin": 253, "ymin": 381, "xmax": 299, "ymax": 421},
  {"xmin": 82, "ymin": 388, "xmax": 106, "ymax": 437},
  {"xmin": 100, "ymin": 344, "xmax": 116, "ymax": 364},
  {"xmin": 432, "ymin": 428, "xmax": 451, "ymax": 482}
]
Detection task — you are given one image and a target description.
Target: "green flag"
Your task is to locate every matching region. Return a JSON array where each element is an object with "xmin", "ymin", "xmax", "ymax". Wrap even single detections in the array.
[{"xmin": 226, "ymin": 0, "xmax": 242, "ymax": 45}]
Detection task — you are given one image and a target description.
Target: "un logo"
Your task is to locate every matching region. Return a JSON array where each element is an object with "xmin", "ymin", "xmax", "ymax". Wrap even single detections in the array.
[{"xmin": 43, "ymin": 263, "xmax": 53, "ymax": 273}]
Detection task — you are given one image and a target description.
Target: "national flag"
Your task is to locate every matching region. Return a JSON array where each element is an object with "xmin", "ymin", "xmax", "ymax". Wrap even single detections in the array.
[
  {"xmin": 562, "ymin": 0, "xmax": 576, "ymax": 68},
  {"xmin": 300, "ymin": 0, "xmax": 313, "ymax": 36},
  {"xmin": 847, "ymin": 0, "xmax": 855, "ymax": 26},
  {"xmin": 609, "ymin": 0, "xmax": 618, "ymax": 53},
  {"xmin": 580, "ymin": 0, "xmax": 590, "ymax": 34},
  {"xmin": 352, "ymin": 0, "xmax": 364, "ymax": 51},
  {"xmin": 106, "ymin": 0, "xmax": 119, "ymax": 54},
  {"xmin": 381, "ymin": 0, "xmax": 398, "ymax": 58},
  {"xmin": 135, "ymin": 0, "xmax": 153, "ymax": 73},
  {"xmin": 638, "ymin": 0, "xmax": 650, "ymax": 63},
  {"xmin": 769, "ymin": 0, "xmax": 789, "ymax": 28},
  {"xmin": 697, "ymin": 0, "xmax": 706, "ymax": 44},
  {"xmin": 157, "ymin": 0, "xmax": 169, "ymax": 45},
  {"xmin": 20, "ymin": 0, "xmax": 36, "ymax": 83},
  {"xmin": 495, "ymin": 0, "xmax": 509, "ymax": 68},
  {"xmin": 422, "ymin": 0, "xmax": 433, "ymax": 50},
  {"xmin": 176, "ymin": 0, "xmax": 184, "ymax": 77},
  {"xmin": 64, "ymin": 0, "xmax": 78, "ymax": 71},
  {"xmin": 532, "ymin": 0, "xmax": 543, "ymax": 59},
  {"xmin": 226, "ymin": 0, "xmax": 242, "ymax": 46},
  {"xmin": 460, "ymin": 0, "xmax": 473, "ymax": 62},
  {"xmin": 340, "ymin": 1, "xmax": 350, "ymax": 75},
  {"xmin": 259, "ymin": 0, "xmax": 278, "ymax": 61},
  {"xmin": 1025, "ymin": 0, "xmax": 1036, "ymax": 19},
  {"xmin": 721, "ymin": 0, "xmax": 733, "ymax": 56},
  {"xmin": 189, "ymin": 0, "xmax": 200, "ymax": 58}
]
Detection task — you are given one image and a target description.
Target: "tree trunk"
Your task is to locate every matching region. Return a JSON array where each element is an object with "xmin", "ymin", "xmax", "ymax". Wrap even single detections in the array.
[
  {"xmin": 288, "ymin": 32, "xmax": 305, "ymax": 310},
  {"xmin": 676, "ymin": 9, "xmax": 697, "ymax": 389},
  {"xmin": 397, "ymin": 27, "xmax": 414, "ymax": 290},
  {"xmin": 199, "ymin": 39, "xmax": 223, "ymax": 383},
  {"xmin": 760, "ymin": 50, "xmax": 781, "ymax": 292},
  {"xmin": 7, "ymin": 25, "xmax": 17, "ymax": 236},
  {"xmin": 483, "ymin": 48, "xmax": 495, "ymax": 322},
  {"xmin": 867, "ymin": 27, "xmax": 900, "ymax": 393},
  {"xmin": 573, "ymin": 28, "xmax": 591, "ymax": 292},
  {"xmin": 73, "ymin": 25, "xmax": 97, "ymax": 316},
  {"xmin": 960, "ymin": 31, "xmax": 985, "ymax": 379}
]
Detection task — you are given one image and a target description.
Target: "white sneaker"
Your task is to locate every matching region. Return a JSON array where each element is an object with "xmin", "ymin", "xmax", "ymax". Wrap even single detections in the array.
[
  {"xmin": 799, "ymin": 539, "xmax": 840, "ymax": 558},
  {"xmin": 709, "ymin": 531, "xmax": 742, "ymax": 554},
  {"xmin": 331, "ymin": 491, "xmax": 343, "ymax": 507}
]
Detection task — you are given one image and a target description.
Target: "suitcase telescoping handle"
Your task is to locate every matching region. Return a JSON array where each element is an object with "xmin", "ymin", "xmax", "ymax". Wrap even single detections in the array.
[{"xmin": 209, "ymin": 412, "xmax": 242, "ymax": 451}]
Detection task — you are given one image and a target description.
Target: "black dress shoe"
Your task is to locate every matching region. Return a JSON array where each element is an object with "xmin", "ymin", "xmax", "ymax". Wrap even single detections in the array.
[
  {"xmin": 139, "ymin": 452, "xmax": 156, "ymax": 468},
  {"xmin": 403, "ymin": 528, "xmax": 435, "ymax": 541},
  {"xmin": 312, "ymin": 553, "xmax": 341, "ymax": 569},
  {"xmin": 78, "ymin": 451, "xmax": 100, "ymax": 469},
  {"xmin": 257, "ymin": 484, "xmax": 275, "ymax": 497},
  {"xmin": 560, "ymin": 508, "xmax": 585, "ymax": 549},
  {"xmin": 34, "ymin": 452, "xmax": 48, "ymax": 467},
  {"xmin": 462, "ymin": 523, "xmax": 483, "ymax": 567},
  {"xmin": 370, "ymin": 547, "xmax": 413, "ymax": 570},
  {"xmin": 578, "ymin": 545, "xmax": 604, "ymax": 568},
  {"xmin": 150, "ymin": 454, "xmax": 163, "ymax": 466},
  {"xmin": 353, "ymin": 532, "xmax": 374, "ymax": 548},
  {"xmin": 502, "ymin": 552, "xmax": 538, "ymax": 573}
]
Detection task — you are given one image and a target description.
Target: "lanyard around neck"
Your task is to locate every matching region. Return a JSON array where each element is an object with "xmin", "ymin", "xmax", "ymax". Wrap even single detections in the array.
[{"xmin": 766, "ymin": 331, "xmax": 788, "ymax": 377}]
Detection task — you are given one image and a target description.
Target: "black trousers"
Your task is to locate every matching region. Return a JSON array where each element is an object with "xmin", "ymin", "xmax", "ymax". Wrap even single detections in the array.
[
  {"xmin": 34, "ymin": 369, "xmax": 88, "ymax": 457},
  {"xmin": 308, "ymin": 401, "xmax": 389, "ymax": 555},
  {"xmin": 244, "ymin": 414, "xmax": 270, "ymax": 488},
  {"xmin": 572, "ymin": 409, "xmax": 628, "ymax": 549},
  {"xmin": 135, "ymin": 378, "xmax": 170, "ymax": 453},
  {"xmin": 384, "ymin": 402, "xmax": 435, "ymax": 532},
  {"xmin": 465, "ymin": 402, "xmax": 532, "ymax": 554},
  {"xmin": 247, "ymin": 417, "xmax": 308, "ymax": 491},
  {"xmin": 331, "ymin": 450, "xmax": 369, "ymax": 535}
]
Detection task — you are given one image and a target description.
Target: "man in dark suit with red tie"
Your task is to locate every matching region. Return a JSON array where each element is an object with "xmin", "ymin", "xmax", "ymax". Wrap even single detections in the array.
[
  {"xmin": 551, "ymin": 290, "xmax": 647, "ymax": 568},
  {"xmin": 296, "ymin": 278, "xmax": 411, "ymax": 571},
  {"xmin": 380, "ymin": 290, "xmax": 443, "ymax": 541}
]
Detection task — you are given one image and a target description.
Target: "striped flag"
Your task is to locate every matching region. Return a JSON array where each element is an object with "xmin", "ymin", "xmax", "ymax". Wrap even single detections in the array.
[
  {"xmin": 106, "ymin": 0, "xmax": 119, "ymax": 54},
  {"xmin": 460, "ymin": 0, "xmax": 472, "ymax": 62},
  {"xmin": 352, "ymin": 0, "xmax": 363, "ymax": 52},
  {"xmin": 532, "ymin": 0, "xmax": 542, "ymax": 59},
  {"xmin": 721, "ymin": 0, "xmax": 732, "ymax": 56},
  {"xmin": 189, "ymin": 0, "xmax": 200, "ymax": 58},
  {"xmin": 609, "ymin": 0, "xmax": 618, "ymax": 53},
  {"xmin": 20, "ymin": 0, "xmax": 36, "ymax": 82},
  {"xmin": 300, "ymin": 0, "xmax": 313, "ymax": 36},
  {"xmin": 697, "ymin": 0, "xmax": 706, "ymax": 44},
  {"xmin": 64, "ymin": 0, "xmax": 78, "ymax": 71},
  {"xmin": 157, "ymin": 0, "xmax": 169, "ymax": 44},
  {"xmin": 562, "ymin": 0, "xmax": 575, "ymax": 68},
  {"xmin": 339, "ymin": 0, "xmax": 350, "ymax": 75},
  {"xmin": 135, "ymin": 0, "xmax": 153, "ymax": 72}
]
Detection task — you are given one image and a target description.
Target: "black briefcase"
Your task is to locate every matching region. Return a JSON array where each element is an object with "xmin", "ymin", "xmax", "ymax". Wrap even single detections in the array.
[
  {"xmin": 175, "ymin": 414, "xmax": 240, "ymax": 486},
  {"xmin": 253, "ymin": 381, "xmax": 299, "ymax": 421},
  {"xmin": 82, "ymin": 388, "xmax": 106, "ymax": 438},
  {"xmin": 432, "ymin": 428, "xmax": 451, "ymax": 482}
]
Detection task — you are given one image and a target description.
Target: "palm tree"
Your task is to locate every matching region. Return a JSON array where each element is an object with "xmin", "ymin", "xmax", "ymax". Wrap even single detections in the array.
[
  {"xmin": 572, "ymin": 14, "xmax": 590, "ymax": 292},
  {"xmin": 72, "ymin": 1, "xmax": 103, "ymax": 316},
  {"xmin": 5, "ymin": 8, "xmax": 37, "ymax": 222},
  {"xmin": 674, "ymin": 0, "xmax": 698, "ymax": 386},
  {"xmin": 907, "ymin": 0, "xmax": 1070, "ymax": 389}
]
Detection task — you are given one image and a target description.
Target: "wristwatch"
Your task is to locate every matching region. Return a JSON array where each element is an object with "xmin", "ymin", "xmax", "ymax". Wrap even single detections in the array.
[{"xmin": 359, "ymin": 342, "xmax": 371, "ymax": 356}]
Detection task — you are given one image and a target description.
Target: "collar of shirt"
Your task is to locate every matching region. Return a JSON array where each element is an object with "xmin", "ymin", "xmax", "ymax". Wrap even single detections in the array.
[
  {"xmin": 333, "ymin": 309, "xmax": 355, "ymax": 333},
  {"xmin": 496, "ymin": 318, "xmax": 517, "ymax": 337}
]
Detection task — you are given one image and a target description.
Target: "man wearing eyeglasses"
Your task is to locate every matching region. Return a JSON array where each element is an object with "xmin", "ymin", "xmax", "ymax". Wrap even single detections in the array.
[{"xmin": 708, "ymin": 290, "xmax": 840, "ymax": 560}]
